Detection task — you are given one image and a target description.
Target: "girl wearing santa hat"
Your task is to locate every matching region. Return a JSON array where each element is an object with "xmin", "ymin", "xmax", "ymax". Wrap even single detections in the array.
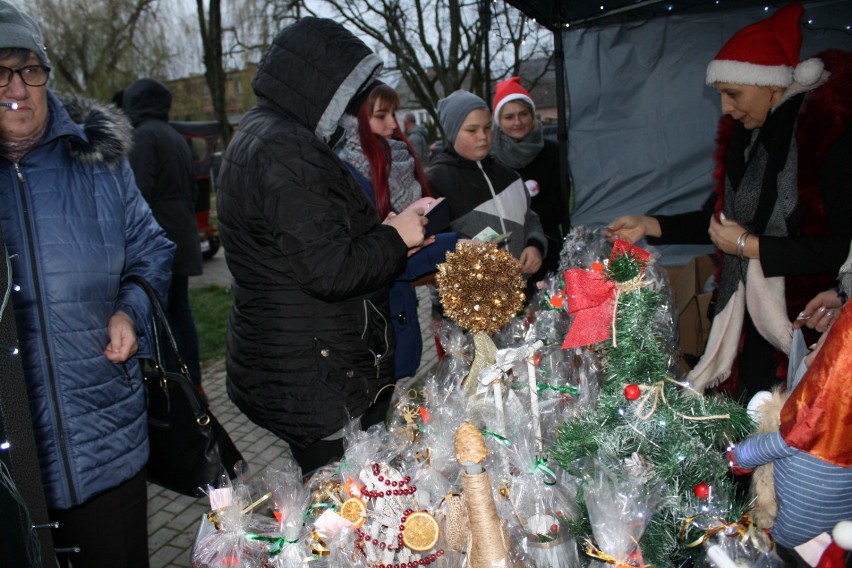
[
  {"xmin": 606, "ymin": 2, "xmax": 852, "ymax": 403},
  {"xmin": 491, "ymin": 77, "xmax": 570, "ymax": 282}
]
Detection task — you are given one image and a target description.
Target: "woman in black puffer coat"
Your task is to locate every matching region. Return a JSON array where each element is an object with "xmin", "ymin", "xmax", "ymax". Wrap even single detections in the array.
[{"xmin": 217, "ymin": 17, "xmax": 426, "ymax": 474}]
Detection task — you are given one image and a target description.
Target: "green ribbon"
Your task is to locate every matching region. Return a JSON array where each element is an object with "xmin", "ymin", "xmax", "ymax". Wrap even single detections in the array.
[
  {"xmin": 530, "ymin": 458, "xmax": 559, "ymax": 486},
  {"xmin": 244, "ymin": 533, "xmax": 300, "ymax": 557},
  {"xmin": 480, "ymin": 430, "xmax": 512, "ymax": 446},
  {"xmin": 536, "ymin": 382, "xmax": 580, "ymax": 396}
]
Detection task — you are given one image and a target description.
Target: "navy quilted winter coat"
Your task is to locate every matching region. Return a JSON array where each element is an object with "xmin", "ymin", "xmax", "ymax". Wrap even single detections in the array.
[{"xmin": 0, "ymin": 92, "xmax": 174, "ymax": 509}]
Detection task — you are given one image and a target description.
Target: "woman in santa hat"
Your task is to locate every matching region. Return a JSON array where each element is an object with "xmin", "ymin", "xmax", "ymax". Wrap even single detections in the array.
[
  {"xmin": 606, "ymin": 2, "xmax": 852, "ymax": 403},
  {"xmin": 491, "ymin": 77, "xmax": 570, "ymax": 287}
]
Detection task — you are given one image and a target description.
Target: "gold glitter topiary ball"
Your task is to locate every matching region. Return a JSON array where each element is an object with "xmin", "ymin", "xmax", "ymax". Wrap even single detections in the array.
[{"xmin": 435, "ymin": 242, "xmax": 525, "ymax": 335}]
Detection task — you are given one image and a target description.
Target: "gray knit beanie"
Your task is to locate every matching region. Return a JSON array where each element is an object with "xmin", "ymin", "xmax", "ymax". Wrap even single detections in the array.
[
  {"xmin": 437, "ymin": 90, "xmax": 488, "ymax": 144},
  {"xmin": 0, "ymin": 1, "xmax": 50, "ymax": 65}
]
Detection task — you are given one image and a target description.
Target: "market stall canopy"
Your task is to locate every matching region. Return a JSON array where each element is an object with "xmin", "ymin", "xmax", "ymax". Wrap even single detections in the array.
[
  {"xmin": 500, "ymin": 0, "xmax": 852, "ymax": 265},
  {"xmin": 504, "ymin": 0, "xmax": 781, "ymax": 30}
]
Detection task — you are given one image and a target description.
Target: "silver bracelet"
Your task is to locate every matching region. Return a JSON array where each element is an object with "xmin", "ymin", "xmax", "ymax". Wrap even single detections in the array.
[{"xmin": 736, "ymin": 230, "xmax": 751, "ymax": 259}]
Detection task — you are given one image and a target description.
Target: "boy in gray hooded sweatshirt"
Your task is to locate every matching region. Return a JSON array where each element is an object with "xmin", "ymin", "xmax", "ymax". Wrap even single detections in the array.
[{"xmin": 428, "ymin": 90, "xmax": 546, "ymax": 280}]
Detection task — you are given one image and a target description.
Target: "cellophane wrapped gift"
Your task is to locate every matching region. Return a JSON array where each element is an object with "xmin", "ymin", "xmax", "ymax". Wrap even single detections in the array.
[
  {"xmin": 192, "ymin": 476, "xmax": 275, "ymax": 568},
  {"xmin": 501, "ymin": 420, "xmax": 581, "ymax": 568},
  {"xmin": 681, "ymin": 490, "xmax": 778, "ymax": 568},
  {"xmin": 700, "ymin": 528, "xmax": 778, "ymax": 568},
  {"xmin": 262, "ymin": 462, "xmax": 313, "ymax": 566},
  {"xmin": 582, "ymin": 458, "xmax": 663, "ymax": 567},
  {"xmin": 348, "ymin": 457, "xmax": 452, "ymax": 565},
  {"xmin": 433, "ymin": 319, "xmax": 472, "ymax": 392}
]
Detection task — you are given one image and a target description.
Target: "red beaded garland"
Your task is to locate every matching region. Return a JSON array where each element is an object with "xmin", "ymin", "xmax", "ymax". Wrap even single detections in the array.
[
  {"xmin": 373, "ymin": 553, "xmax": 445, "ymax": 568},
  {"xmin": 362, "ymin": 465, "xmax": 418, "ymax": 500},
  {"xmin": 364, "ymin": 464, "xmax": 442, "ymax": 568}
]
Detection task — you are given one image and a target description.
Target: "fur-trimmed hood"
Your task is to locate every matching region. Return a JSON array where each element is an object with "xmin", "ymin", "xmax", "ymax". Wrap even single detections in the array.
[{"xmin": 52, "ymin": 91, "xmax": 133, "ymax": 165}]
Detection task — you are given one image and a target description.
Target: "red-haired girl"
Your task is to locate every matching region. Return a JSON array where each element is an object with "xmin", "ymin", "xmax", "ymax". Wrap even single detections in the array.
[{"xmin": 339, "ymin": 82, "xmax": 459, "ymax": 380}]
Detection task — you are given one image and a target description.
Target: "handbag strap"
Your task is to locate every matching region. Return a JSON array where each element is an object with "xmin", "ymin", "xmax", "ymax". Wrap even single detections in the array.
[{"xmin": 122, "ymin": 275, "xmax": 210, "ymax": 423}]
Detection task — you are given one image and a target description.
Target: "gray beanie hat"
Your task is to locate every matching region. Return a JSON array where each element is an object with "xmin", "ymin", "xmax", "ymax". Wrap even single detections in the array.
[
  {"xmin": 0, "ymin": 1, "xmax": 50, "ymax": 66},
  {"xmin": 437, "ymin": 90, "xmax": 488, "ymax": 144}
]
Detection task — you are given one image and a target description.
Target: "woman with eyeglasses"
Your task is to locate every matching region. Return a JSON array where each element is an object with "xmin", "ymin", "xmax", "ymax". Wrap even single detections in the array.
[{"xmin": 0, "ymin": 2, "xmax": 174, "ymax": 566}]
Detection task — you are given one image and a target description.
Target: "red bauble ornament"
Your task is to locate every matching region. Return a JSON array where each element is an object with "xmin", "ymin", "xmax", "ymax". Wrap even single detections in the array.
[
  {"xmin": 694, "ymin": 482, "xmax": 711, "ymax": 500},
  {"xmin": 623, "ymin": 384, "xmax": 641, "ymax": 401}
]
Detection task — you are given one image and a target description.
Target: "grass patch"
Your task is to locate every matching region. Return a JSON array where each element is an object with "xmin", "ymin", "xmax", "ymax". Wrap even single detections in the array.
[{"xmin": 189, "ymin": 284, "xmax": 232, "ymax": 366}]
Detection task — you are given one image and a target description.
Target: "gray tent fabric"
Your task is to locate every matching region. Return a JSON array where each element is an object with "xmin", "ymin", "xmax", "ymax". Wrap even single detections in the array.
[{"xmin": 562, "ymin": 2, "xmax": 852, "ymax": 265}]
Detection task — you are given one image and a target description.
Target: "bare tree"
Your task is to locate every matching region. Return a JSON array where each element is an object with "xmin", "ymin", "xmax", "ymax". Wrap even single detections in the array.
[
  {"xmin": 34, "ymin": 0, "xmax": 168, "ymax": 100},
  {"xmin": 224, "ymin": 0, "xmax": 301, "ymax": 66},
  {"xmin": 195, "ymin": 0, "xmax": 233, "ymax": 144},
  {"xmin": 193, "ymin": 0, "xmax": 303, "ymax": 145},
  {"xmin": 301, "ymin": 0, "xmax": 551, "ymax": 129}
]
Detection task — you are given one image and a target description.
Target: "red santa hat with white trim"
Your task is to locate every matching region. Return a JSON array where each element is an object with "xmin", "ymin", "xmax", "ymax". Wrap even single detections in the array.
[
  {"xmin": 705, "ymin": 2, "xmax": 823, "ymax": 88},
  {"xmin": 492, "ymin": 77, "xmax": 535, "ymax": 122}
]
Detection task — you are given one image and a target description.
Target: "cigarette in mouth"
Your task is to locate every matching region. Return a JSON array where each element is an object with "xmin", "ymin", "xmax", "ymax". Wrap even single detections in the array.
[{"xmin": 0, "ymin": 101, "xmax": 19, "ymax": 110}]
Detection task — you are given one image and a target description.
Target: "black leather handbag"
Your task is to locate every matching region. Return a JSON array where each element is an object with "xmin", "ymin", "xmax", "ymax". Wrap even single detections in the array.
[{"xmin": 124, "ymin": 275, "xmax": 243, "ymax": 496}]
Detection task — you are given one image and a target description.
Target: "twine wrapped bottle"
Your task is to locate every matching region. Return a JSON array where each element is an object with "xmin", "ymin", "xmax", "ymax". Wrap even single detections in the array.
[{"xmin": 454, "ymin": 422, "xmax": 515, "ymax": 567}]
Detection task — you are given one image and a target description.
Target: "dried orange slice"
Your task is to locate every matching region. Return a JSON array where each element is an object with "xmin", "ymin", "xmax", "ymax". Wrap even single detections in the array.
[
  {"xmin": 402, "ymin": 511, "xmax": 440, "ymax": 552},
  {"xmin": 339, "ymin": 497, "xmax": 366, "ymax": 528}
]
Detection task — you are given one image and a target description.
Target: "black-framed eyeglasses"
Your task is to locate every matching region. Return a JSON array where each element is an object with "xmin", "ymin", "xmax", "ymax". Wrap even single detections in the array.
[{"xmin": 0, "ymin": 65, "xmax": 51, "ymax": 87}]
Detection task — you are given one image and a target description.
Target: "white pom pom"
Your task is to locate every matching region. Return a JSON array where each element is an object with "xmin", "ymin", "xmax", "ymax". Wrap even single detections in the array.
[
  {"xmin": 794, "ymin": 58, "xmax": 824, "ymax": 86},
  {"xmin": 833, "ymin": 520, "xmax": 852, "ymax": 551},
  {"xmin": 746, "ymin": 391, "xmax": 773, "ymax": 422}
]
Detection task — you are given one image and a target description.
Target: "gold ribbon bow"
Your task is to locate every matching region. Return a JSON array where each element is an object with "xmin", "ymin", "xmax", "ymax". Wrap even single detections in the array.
[{"xmin": 679, "ymin": 513, "xmax": 758, "ymax": 548}]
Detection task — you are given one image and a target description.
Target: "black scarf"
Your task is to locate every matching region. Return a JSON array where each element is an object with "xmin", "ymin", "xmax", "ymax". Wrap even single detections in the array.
[{"xmin": 715, "ymin": 93, "xmax": 806, "ymax": 315}]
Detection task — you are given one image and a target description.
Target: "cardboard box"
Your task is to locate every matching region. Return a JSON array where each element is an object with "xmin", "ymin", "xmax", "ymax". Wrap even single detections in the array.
[{"xmin": 670, "ymin": 255, "xmax": 716, "ymax": 361}]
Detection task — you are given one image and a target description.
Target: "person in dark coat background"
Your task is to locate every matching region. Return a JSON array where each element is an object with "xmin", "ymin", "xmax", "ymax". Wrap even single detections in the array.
[
  {"xmin": 123, "ymin": 78, "xmax": 205, "ymax": 391},
  {"xmin": 403, "ymin": 112, "xmax": 430, "ymax": 165},
  {"xmin": 216, "ymin": 17, "xmax": 427, "ymax": 475}
]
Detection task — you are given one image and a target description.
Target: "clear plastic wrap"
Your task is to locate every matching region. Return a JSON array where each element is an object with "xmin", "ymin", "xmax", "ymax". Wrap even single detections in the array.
[
  {"xmin": 681, "ymin": 493, "xmax": 777, "ymax": 568},
  {"xmin": 415, "ymin": 375, "xmax": 467, "ymax": 481},
  {"xmin": 433, "ymin": 319, "xmax": 473, "ymax": 393},
  {"xmin": 558, "ymin": 225, "xmax": 609, "ymax": 272},
  {"xmin": 701, "ymin": 531, "xmax": 777, "ymax": 568},
  {"xmin": 192, "ymin": 475, "xmax": 275, "ymax": 568},
  {"xmin": 263, "ymin": 464, "xmax": 313, "ymax": 566},
  {"xmin": 581, "ymin": 458, "xmax": 664, "ymax": 567},
  {"xmin": 500, "ymin": 421, "xmax": 581, "ymax": 568}
]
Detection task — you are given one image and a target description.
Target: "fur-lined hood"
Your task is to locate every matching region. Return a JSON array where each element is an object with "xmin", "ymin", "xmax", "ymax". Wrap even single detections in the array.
[{"xmin": 51, "ymin": 91, "xmax": 133, "ymax": 165}]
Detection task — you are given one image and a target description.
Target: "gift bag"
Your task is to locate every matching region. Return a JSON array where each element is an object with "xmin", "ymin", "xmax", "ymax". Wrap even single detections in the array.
[{"xmin": 124, "ymin": 275, "xmax": 243, "ymax": 496}]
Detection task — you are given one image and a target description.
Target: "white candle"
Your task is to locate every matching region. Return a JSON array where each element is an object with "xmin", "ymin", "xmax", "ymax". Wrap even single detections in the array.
[{"xmin": 706, "ymin": 544, "xmax": 738, "ymax": 568}]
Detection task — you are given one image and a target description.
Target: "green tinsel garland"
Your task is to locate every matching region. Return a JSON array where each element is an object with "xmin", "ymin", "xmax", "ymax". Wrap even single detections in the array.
[{"xmin": 552, "ymin": 248, "xmax": 754, "ymax": 566}]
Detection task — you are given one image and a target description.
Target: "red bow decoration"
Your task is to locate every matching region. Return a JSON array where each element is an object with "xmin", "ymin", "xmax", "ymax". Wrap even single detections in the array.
[
  {"xmin": 562, "ymin": 268, "xmax": 615, "ymax": 348},
  {"xmin": 561, "ymin": 240, "xmax": 652, "ymax": 349}
]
